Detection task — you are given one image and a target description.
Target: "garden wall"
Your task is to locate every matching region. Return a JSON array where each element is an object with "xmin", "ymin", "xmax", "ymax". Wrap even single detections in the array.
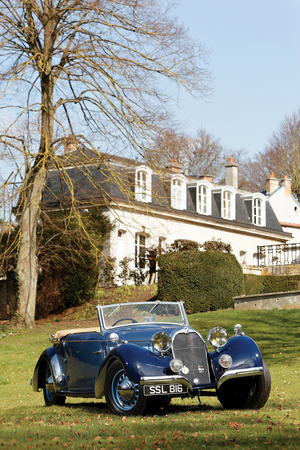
[{"xmin": 234, "ymin": 290, "xmax": 300, "ymax": 310}]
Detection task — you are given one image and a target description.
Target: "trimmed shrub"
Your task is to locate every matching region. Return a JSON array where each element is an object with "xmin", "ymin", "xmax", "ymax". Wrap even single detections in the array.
[
  {"xmin": 158, "ymin": 250, "xmax": 245, "ymax": 312},
  {"xmin": 244, "ymin": 274, "xmax": 300, "ymax": 295}
]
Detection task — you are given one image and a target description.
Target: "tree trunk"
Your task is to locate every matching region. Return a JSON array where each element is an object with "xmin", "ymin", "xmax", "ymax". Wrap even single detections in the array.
[{"xmin": 17, "ymin": 167, "xmax": 47, "ymax": 327}]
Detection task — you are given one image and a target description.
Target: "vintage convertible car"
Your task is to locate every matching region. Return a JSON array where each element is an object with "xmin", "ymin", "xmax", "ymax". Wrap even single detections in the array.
[{"xmin": 31, "ymin": 301, "xmax": 271, "ymax": 415}]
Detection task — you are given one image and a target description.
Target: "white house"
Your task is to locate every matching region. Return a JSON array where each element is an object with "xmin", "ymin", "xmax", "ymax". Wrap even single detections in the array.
[
  {"xmin": 266, "ymin": 173, "xmax": 300, "ymax": 243},
  {"xmin": 41, "ymin": 150, "xmax": 293, "ymax": 280}
]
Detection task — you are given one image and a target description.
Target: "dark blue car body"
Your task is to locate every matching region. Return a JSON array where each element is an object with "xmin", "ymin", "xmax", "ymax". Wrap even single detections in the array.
[{"xmin": 31, "ymin": 301, "xmax": 271, "ymax": 415}]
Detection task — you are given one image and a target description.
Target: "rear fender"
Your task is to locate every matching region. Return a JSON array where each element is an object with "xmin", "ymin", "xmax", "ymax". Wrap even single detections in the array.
[
  {"xmin": 95, "ymin": 343, "xmax": 171, "ymax": 398},
  {"xmin": 32, "ymin": 347, "xmax": 67, "ymax": 392},
  {"xmin": 210, "ymin": 335, "xmax": 263, "ymax": 381}
]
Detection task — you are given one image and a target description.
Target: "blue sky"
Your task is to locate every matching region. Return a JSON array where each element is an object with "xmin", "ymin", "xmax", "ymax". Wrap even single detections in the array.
[{"xmin": 172, "ymin": 0, "xmax": 300, "ymax": 156}]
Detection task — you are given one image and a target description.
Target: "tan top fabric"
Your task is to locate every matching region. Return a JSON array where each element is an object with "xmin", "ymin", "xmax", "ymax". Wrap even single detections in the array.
[{"xmin": 54, "ymin": 327, "xmax": 101, "ymax": 339}]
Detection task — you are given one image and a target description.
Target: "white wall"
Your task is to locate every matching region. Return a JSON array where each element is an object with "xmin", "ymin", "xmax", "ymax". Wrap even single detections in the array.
[
  {"xmin": 268, "ymin": 187, "xmax": 300, "ymax": 243},
  {"xmin": 105, "ymin": 206, "xmax": 291, "ymax": 270}
]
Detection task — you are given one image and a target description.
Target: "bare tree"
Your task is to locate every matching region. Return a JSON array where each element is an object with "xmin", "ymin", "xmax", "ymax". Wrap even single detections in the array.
[
  {"xmin": 154, "ymin": 126, "xmax": 226, "ymax": 180},
  {"xmin": 187, "ymin": 127, "xmax": 226, "ymax": 179},
  {"xmin": 0, "ymin": 0, "xmax": 210, "ymax": 327},
  {"xmin": 249, "ymin": 109, "xmax": 300, "ymax": 198},
  {"xmin": 153, "ymin": 127, "xmax": 190, "ymax": 165}
]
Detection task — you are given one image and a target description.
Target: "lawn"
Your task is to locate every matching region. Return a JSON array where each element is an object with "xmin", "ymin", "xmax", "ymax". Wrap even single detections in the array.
[{"xmin": 1, "ymin": 307, "xmax": 300, "ymax": 449}]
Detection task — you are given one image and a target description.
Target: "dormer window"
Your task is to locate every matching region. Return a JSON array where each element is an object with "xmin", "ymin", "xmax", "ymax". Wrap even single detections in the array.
[
  {"xmin": 219, "ymin": 187, "xmax": 236, "ymax": 220},
  {"xmin": 137, "ymin": 170, "xmax": 147, "ymax": 200},
  {"xmin": 253, "ymin": 198, "xmax": 262, "ymax": 225},
  {"xmin": 253, "ymin": 195, "xmax": 265, "ymax": 226},
  {"xmin": 135, "ymin": 166, "xmax": 152, "ymax": 202},
  {"xmin": 223, "ymin": 190, "xmax": 232, "ymax": 219},
  {"xmin": 198, "ymin": 184, "xmax": 208, "ymax": 214},
  {"xmin": 172, "ymin": 179, "xmax": 182, "ymax": 208},
  {"xmin": 189, "ymin": 180, "xmax": 212, "ymax": 215},
  {"xmin": 243, "ymin": 193, "xmax": 266, "ymax": 227},
  {"xmin": 169, "ymin": 174, "xmax": 186, "ymax": 210}
]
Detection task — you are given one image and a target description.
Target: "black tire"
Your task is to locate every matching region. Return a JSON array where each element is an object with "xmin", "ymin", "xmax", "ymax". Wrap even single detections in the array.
[
  {"xmin": 217, "ymin": 360, "xmax": 271, "ymax": 410},
  {"xmin": 104, "ymin": 360, "xmax": 147, "ymax": 416},
  {"xmin": 43, "ymin": 362, "xmax": 66, "ymax": 407}
]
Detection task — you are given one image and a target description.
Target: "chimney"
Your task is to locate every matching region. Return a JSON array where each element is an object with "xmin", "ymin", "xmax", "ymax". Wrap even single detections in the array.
[
  {"xmin": 225, "ymin": 158, "xmax": 238, "ymax": 189},
  {"xmin": 266, "ymin": 172, "xmax": 279, "ymax": 193},
  {"xmin": 281, "ymin": 175, "xmax": 292, "ymax": 197},
  {"xmin": 199, "ymin": 175, "xmax": 213, "ymax": 183},
  {"xmin": 184, "ymin": 160, "xmax": 189, "ymax": 176},
  {"xmin": 65, "ymin": 136, "xmax": 77, "ymax": 153},
  {"xmin": 165, "ymin": 159, "xmax": 182, "ymax": 174}
]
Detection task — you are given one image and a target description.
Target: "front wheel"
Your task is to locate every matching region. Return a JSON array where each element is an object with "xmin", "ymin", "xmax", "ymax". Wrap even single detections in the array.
[
  {"xmin": 43, "ymin": 361, "xmax": 66, "ymax": 407},
  {"xmin": 104, "ymin": 360, "xmax": 147, "ymax": 416},
  {"xmin": 217, "ymin": 360, "xmax": 271, "ymax": 410}
]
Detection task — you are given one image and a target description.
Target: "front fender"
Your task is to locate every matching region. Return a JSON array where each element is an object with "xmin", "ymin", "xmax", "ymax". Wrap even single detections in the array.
[
  {"xmin": 95, "ymin": 343, "xmax": 172, "ymax": 398},
  {"xmin": 32, "ymin": 347, "xmax": 67, "ymax": 392},
  {"xmin": 210, "ymin": 335, "xmax": 263, "ymax": 382}
]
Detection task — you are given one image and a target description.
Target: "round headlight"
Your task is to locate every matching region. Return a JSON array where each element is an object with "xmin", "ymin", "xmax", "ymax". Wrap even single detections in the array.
[
  {"xmin": 152, "ymin": 331, "xmax": 172, "ymax": 353},
  {"xmin": 207, "ymin": 327, "xmax": 228, "ymax": 348},
  {"xmin": 219, "ymin": 353, "xmax": 232, "ymax": 369},
  {"xmin": 170, "ymin": 358, "xmax": 183, "ymax": 373}
]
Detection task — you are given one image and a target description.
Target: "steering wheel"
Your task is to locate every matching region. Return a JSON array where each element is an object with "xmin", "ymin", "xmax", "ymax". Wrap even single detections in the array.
[{"xmin": 112, "ymin": 318, "xmax": 138, "ymax": 327}]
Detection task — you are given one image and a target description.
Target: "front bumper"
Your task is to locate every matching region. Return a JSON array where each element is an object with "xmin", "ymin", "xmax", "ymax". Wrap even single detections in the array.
[
  {"xmin": 140, "ymin": 375, "xmax": 193, "ymax": 391},
  {"xmin": 217, "ymin": 366, "xmax": 264, "ymax": 389},
  {"xmin": 140, "ymin": 366, "xmax": 264, "ymax": 393}
]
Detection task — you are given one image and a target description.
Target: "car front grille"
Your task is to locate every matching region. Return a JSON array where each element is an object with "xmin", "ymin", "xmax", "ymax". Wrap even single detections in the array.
[{"xmin": 172, "ymin": 330, "xmax": 210, "ymax": 386}]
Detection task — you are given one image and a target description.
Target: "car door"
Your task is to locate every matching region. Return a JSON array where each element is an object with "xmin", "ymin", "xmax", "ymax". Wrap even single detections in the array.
[{"xmin": 61, "ymin": 332, "xmax": 104, "ymax": 392}]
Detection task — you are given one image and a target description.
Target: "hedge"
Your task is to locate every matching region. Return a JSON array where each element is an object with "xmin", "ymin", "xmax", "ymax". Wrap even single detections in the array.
[
  {"xmin": 244, "ymin": 274, "xmax": 300, "ymax": 295},
  {"xmin": 157, "ymin": 250, "xmax": 245, "ymax": 313}
]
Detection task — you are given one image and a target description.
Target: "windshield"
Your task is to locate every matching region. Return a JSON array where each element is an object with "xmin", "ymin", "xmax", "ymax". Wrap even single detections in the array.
[{"xmin": 100, "ymin": 302, "xmax": 185, "ymax": 329}]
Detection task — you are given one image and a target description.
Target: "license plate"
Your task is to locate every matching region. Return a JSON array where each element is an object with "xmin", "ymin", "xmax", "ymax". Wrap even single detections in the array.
[{"xmin": 143, "ymin": 384, "xmax": 188, "ymax": 396}]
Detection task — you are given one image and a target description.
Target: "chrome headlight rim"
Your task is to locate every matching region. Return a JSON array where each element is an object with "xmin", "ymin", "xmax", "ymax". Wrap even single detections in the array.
[
  {"xmin": 207, "ymin": 326, "xmax": 228, "ymax": 349},
  {"xmin": 151, "ymin": 331, "xmax": 172, "ymax": 353},
  {"xmin": 170, "ymin": 358, "xmax": 184, "ymax": 373},
  {"xmin": 219, "ymin": 353, "xmax": 233, "ymax": 369}
]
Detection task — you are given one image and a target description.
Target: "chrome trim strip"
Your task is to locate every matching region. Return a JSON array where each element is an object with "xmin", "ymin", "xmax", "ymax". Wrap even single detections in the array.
[
  {"xmin": 217, "ymin": 366, "xmax": 264, "ymax": 389},
  {"xmin": 140, "ymin": 376, "xmax": 193, "ymax": 391},
  {"xmin": 96, "ymin": 305, "xmax": 104, "ymax": 335}
]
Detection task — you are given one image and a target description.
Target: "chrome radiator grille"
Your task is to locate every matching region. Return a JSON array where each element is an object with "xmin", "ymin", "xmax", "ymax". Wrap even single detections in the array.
[{"xmin": 172, "ymin": 331, "xmax": 210, "ymax": 385}]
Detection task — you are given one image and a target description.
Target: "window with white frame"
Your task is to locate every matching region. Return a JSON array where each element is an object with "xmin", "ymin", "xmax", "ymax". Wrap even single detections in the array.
[
  {"xmin": 172, "ymin": 179, "xmax": 183, "ymax": 209},
  {"xmin": 169, "ymin": 175, "xmax": 186, "ymax": 210},
  {"xmin": 222, "ymin": 189, "xmax": 235, "ymax": 220},
  {"xmin": 198, "ymin": 184, "xmax": 208, "ymax": 214},
  {"xmin": 253, "ymin": 195, "xmax": 265, "ymax": 226},
  {"xmin": 135, "ymin": 167, "xmax": 152, "ymax": 202},
  {"xmin": 135, "ymin": 233, "xmax": 146, "ymax": 268},
  {"xmin": 188, "ymin": 180, "xmax": 212, "ymax": 215}
]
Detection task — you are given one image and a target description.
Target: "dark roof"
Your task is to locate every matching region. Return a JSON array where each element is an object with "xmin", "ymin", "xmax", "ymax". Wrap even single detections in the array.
[{"xmin": 42, "ymin": 152, "xmax": 285, "ymax": 235}]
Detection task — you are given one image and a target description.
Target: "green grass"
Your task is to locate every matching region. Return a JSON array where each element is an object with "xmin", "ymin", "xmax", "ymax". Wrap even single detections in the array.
[{"xmin": 1, "ymin": 309, "xmax": 300, "ymax": 449}]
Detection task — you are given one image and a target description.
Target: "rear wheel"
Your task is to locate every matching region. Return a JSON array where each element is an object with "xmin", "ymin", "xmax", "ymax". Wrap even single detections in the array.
[
  {"xmin": 217, "ymin": 360, "xmax": 271, "ymax": 410},
  {"xmin": 105, "ymin": 360, "xmax": 147, "ymax": 416},
  {"xmin": 43, "ymin": 362, "xmax": 66, "ymax": 407}
]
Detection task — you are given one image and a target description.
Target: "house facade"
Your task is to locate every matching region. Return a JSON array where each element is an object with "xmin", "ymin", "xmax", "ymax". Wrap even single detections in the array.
[
  {"xmin": 265, "ymin": 173, "xmax": 300, "ymax": 243},
  {"xmin": 41, "ymin": 149, "xmax": 293, "ymax": 281}
]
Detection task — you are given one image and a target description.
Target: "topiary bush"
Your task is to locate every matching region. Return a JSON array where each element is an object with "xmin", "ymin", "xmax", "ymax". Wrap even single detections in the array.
[{"xmin": 158, "ymin": 250, "xmax": 245, "ymax": 312}]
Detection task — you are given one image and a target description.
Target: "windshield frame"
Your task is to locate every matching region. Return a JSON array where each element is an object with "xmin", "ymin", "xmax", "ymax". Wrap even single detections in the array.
[{"xmin": 96, "ymin": 301, "xmax": 188, "ymax": 332}]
